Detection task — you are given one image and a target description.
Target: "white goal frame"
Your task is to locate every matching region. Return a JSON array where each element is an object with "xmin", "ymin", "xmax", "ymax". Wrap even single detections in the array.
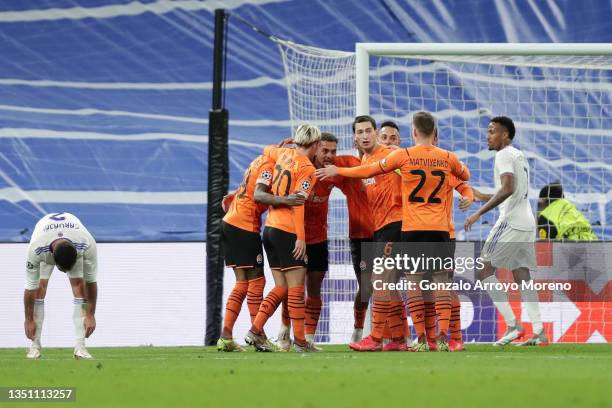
[{"xmin": 355, "ymin": 43, "xmax": 612, "ymax": 115}]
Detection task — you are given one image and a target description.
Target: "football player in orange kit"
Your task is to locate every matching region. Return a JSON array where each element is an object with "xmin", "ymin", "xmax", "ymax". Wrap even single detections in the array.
[
  {"xmin": 317, "ymin": 112, "xmax": 470, "ymax": 351},
  {"xmin": 245, "ymin": 125, "xmax": 321, "ymax": 352},
  {"xmin": 319, "ymin": 116, "xmax": 406, "ymax": 352},
  {"xmin": 275, "ymin": 133, "xmax": 374, "ymax": 350},
  {"xmin": 218, "ymin": 154, "xmax": 307, "ymax": 351},
  {"xmin": 426, "ymin": 131, "xmax": 473, "ymax": 351}
]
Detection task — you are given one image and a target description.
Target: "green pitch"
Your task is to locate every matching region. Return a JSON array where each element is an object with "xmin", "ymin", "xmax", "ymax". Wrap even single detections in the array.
[{"xmin": 0, "ymin": 344, "xmax": 610, "ymax": 408}]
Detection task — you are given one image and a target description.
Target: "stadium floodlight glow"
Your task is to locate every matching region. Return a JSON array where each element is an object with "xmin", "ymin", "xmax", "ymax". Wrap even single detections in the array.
[{"xmin": 356, "ymin": 43, "xmax": 612, "ymax": 115}]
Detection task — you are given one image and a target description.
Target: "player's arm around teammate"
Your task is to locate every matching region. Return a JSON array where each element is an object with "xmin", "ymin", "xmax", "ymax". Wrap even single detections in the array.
[
  {"xmin": 246, "ymin": 125, "xmax": 321, "ymax": 352},
  {"xmin": 218, "ymin": 152, "xmax": 306, "ymax": 351}
]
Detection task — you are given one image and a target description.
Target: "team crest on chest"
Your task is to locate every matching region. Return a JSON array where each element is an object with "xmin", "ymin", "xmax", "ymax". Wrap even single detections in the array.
[
  {"xmin": 301, "ymin": 180, "xmax": 311, "ymax": 191},
  {"xmin": 261, "ymin": 170, "xmax": 272, "ymax": 181}
]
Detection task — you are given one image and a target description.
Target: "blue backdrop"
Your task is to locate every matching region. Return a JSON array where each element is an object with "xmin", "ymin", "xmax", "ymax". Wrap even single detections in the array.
[{"xmin": 0, "ymin": 0, "xmax": 610, "ymax": 241}]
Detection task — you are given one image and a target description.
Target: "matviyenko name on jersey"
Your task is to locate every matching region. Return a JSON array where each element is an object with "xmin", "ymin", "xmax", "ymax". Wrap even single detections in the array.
[
  {"xmin": 406, "ymin": 157, "xmax": 449, "ymax": 167},
  {"xmin": 43, "ymin": 223, "xmax": 80, "ymax": 232}
]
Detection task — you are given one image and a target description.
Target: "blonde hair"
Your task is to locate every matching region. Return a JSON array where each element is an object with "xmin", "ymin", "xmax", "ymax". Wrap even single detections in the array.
[{"xmin": 294, "ymin": 124, "xmax": 321, "ymax": 146}]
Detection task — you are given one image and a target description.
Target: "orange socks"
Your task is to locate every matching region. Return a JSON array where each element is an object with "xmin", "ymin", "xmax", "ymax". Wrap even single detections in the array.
[
  {"xmin": 281, "ymin": 298, "xmax": 291, "ymax": 327},
  {"xmin": 288, "ymin": 286, "xmax": 306, "ymax": 344},
  {"xmin": 252, "ymin": 286, "xmax": 287, "ymax": 333},
  {"xmin": 435, "ymin": 290, "xmax": 452, "ymax": 337},
  {"xmin": 353, "ymin": 305, "xmax": 367, "ymax": 329},
  {"xmin": 222, "ymin": 280, "xmax": 248, "ymax": 337},
  {"xmin": 247, "ymin": 276, "xmax": 265, "ymax": 323},
  {"xmin": 389, "ymin": 301, "xmax": 405, "ymax": 340},
  {"xmin": 305, "ymin": 296, "xmax": 322, "ymax": 336},
  {"xmin": 424, "ymin": 297, "xmax": 437, "ymax": 341},
  {"xmin": 407, "ymin": 288, "xmax": 426, "ymax": 338},
  {"xmin": 401, "ymin": 301, "xmax": 410, "ymax": 338},
  {"xmin": 450, "ymin": 291, "xmax": 462, "ymax": 341}
]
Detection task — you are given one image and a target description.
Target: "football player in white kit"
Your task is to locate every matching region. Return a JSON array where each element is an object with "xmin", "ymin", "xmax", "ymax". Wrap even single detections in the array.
[
  {"xmin": 464, "ymin": 116, "xmax": 547, "ymax": 347},
  {"xmin": 24, "ymin": 212, "xmax": 98, "ymax": 359}
]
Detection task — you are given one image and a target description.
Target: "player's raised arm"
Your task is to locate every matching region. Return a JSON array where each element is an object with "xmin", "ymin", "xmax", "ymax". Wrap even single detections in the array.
[
  {"xmin": 448, "ymin": 152, "xmax": 470, "ymax": 181},
  {"xmin": 316, "ymin": 148, "xmax": 403, "ymax": 180}
]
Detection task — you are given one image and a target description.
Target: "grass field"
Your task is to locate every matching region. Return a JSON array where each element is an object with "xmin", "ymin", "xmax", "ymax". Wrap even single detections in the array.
[{"xmin": 0, "ymin": 344, "xmax": 610, "ymax": 408}]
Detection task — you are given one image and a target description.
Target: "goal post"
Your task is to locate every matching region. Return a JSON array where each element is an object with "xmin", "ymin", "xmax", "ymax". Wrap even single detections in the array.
[{"xmin": 276, "ymin": 39, "xmax": 612, "ymax": 344}]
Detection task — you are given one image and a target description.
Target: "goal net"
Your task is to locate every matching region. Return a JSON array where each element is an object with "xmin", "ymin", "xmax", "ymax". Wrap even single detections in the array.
[{"xmin": 276, "ymin": 40, "xmax": 612, "ymax": 344}]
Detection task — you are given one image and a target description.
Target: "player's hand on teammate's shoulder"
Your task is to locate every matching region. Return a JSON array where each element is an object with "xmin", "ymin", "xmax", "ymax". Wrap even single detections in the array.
[
  {"xmin": 292, "ymin": 239, "xmax": 307, "ymax": 260},
  {"xmin": 459, "ymin": 196, "xmax": 473, "ymax": 211},
  {"xmin": 24, "ymin": 319, "xmax": 36, "ymax": 340},
  {"xmin": 277, "ymin": 137, "xmax": 294, "ymax": 147},
  {"xmin": 284, "ymin": 192, "xmax": 306, "ymax": 206},
  {"xmin": 84, "ymin": 315, "xmax": 96, "ymax": 338},
  {"xmin": 315, "ymin": 165, "xmax": 337, "ymax": 180}
]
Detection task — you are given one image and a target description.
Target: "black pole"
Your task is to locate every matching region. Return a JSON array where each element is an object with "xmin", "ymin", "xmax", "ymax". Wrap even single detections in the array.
[{"xmin": 205, "ymin": 8, "xmax": 229, "ymax": 346}]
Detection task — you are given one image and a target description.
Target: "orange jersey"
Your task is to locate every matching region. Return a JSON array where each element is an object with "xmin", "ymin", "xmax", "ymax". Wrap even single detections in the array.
[
  {"xmin": 446, "ymin": 172, "xmax": 474, "ymax": 239},
  {"xmin": 223, "ymin": 155, "xmax": 273, "ymax": 232},
  {"xmin": 337, "ymin": 145, "xmax": 468, "ymax": 232},
  {"xmin": 334, "ymin": 155, "xmax": 374, "ymax": 239},
  {"xmin": 304, "ymin": 177, "xmax": 337, "ymax": 244},
  {"xmin": 347, "ymin": 145, "xmax": 403, "ymax": 232},
  {"xmin": 263, "ymin": 146, "xmax": 316, "ymax": 240}
]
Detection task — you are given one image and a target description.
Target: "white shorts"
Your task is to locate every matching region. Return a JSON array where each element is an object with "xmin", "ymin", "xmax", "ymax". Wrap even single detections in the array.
[{"xmin": 482, "ymin": 221, "xmax": 536, "ymax": 271}]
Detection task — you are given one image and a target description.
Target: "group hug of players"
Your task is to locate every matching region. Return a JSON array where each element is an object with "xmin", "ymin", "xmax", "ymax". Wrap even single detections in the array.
[{"xmin": 218, "ymin": 111, "xmax": 547, "ymax": 352}]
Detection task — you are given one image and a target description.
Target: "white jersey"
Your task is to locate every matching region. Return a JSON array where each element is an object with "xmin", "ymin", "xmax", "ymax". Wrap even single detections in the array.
[
  {"xmin": 25, "ymin": 213, "xmax": 97, "ymax": 290},
  {"xmin": 493, "ymin": 145, "xmax": 536, "ymax": 231}
]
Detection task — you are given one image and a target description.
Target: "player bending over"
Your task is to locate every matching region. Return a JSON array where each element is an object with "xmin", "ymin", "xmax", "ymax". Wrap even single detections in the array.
[
  {"xmin": 24, "ymin": 212, "xmax": 97, "ymax": 359},
  {"xmin": 464, "ymin": 116, "xmax": 547, "ymax": 347}
]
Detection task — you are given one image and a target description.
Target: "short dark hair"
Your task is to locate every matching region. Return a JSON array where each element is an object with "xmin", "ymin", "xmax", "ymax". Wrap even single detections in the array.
[
  {"xmin": 320, "ymin": 132, "xmax": 338, "ymax": 143},
  {"xmin": 491, "ymin": 116, "xmax": 516, "ymax": 140},
  {"xmin": 539, "ymin": 183, "xmax": 564, "ymax": 200},
  {"xmin": 380, "ymin": 120, "xmax": 399, "ymax": 131},
  {"xmin": 53, "ymin": 240, "xmax": 77, "ymax": 271},
  {"xmin": 352, "ymin": 115, "xmax": 376, "ymax": 133},
  {"xmin": 412, "ymin": 111, "xmax": 436, "ymax": 136}
]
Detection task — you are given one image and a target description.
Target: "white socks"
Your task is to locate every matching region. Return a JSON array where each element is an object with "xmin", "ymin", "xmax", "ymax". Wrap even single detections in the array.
[
  {"xmin": 520, "ymin": 281, "xmax": 543, "ymax": 334},
  {"xmin": 33, "ymin": 299, "xmax": 44, "ymax": 349},
  {"xmin": 482, "ymin": 275, "xmax": 517, "ymax": 327},
  {"xmin": 73, "ymin": 298, "xmax": 87, "ymax": 349}
]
